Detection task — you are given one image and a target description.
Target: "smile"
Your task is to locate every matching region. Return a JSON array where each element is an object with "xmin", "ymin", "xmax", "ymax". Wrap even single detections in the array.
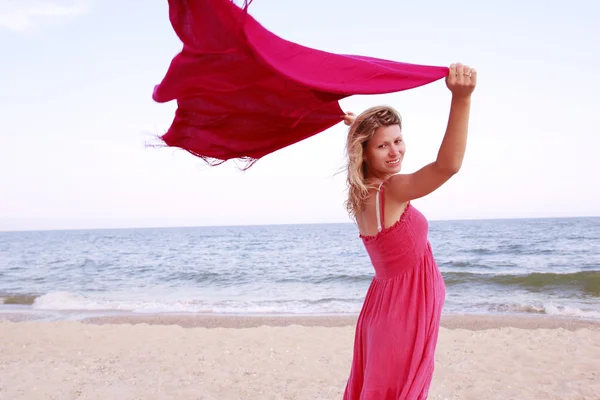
[{"xmin": 386, "ymin": 159, "xmax": 400, "ymax": 165}]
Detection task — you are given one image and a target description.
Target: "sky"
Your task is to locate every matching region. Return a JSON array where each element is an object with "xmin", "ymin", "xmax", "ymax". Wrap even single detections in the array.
[{"xmin": 1, "ymin": 0, "xmax": 599, "ymax": 231}]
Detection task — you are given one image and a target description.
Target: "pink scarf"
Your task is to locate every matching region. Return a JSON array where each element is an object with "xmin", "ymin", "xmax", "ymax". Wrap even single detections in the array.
[{"xmin": 153, "ymin": 0, "xmax": 448, "ymax": 167}]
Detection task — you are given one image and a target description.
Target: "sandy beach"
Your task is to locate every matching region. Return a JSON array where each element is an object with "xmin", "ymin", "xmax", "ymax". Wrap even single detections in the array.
[{"xmin": 1, "ymin": 313, "xmax": 599, "ymax": 400}]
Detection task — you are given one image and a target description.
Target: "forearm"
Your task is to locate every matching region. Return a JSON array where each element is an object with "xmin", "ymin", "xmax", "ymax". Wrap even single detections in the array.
[{"xmin": 435, "ymin": 95, "xmax": 472, "ymax": 173}]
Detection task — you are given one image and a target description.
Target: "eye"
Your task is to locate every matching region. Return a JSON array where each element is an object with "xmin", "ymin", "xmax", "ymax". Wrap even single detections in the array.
[
  {"xmin": 377, "ymin": 144, "xmax": 386, "ymax": 149},
  {"xmin": 395, "ymin": 139, "xmax": 403, "ymax": 144}
]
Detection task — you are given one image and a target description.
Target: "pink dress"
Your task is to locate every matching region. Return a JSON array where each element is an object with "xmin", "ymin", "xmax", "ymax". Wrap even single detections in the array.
[{"xmin": 343, "ymin": 183, "xmax": 446, "ymax": 400}]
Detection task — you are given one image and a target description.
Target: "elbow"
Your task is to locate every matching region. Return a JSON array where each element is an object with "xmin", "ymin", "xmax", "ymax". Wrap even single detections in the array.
[
  {"xmin": 447, "ymin": 164, "xmax": 462, "ymax": 175},
  {"xmin": 435, "ymin": 161, "xmax": 462, "ymax": 176}
]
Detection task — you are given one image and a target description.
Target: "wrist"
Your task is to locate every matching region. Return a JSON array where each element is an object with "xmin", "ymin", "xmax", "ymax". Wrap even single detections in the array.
[{"xmin": 451, "ymin": 94, "xmax": 472, "ymax": 105}]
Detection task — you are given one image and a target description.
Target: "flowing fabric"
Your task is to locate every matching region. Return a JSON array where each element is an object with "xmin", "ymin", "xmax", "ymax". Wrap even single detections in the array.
[
  {"xmin": 344, "ymin": 184, "xmax": 446, "ymax": 399},
  {"xmin": 153, "ymin": 0, "xmax": 449, "ymax": 166}
]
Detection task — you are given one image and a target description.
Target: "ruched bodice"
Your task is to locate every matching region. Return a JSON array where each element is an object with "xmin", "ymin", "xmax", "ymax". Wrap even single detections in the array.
[{"xmin": 360, "ymin": 203, "xmax": 430, "ymax": 279}]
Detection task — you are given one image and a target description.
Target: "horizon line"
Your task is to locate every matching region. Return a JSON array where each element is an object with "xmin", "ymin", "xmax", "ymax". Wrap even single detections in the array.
[{"xmin": 0, "ymin": 214, "xmax": 598, "ymax": 233}]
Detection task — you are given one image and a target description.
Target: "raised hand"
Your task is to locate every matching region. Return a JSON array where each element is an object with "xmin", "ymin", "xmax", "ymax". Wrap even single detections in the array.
[
  {"xmin": 343, "ymin": 111, "xmax": 356, "ymax": 126},
  {"xmin": 445, "ymin": 63, "xmax": 477, "ymax": 98}
]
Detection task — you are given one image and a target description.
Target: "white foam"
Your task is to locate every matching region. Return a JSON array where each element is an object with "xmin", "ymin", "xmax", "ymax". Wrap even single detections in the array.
[
  {"xmin": 33, "ymin": 292, "xmax": 117, "ymax": 311},
  {"xmin": 31, "ymin": 291, "xmax": 361, "ymax": 314},
  {"xmin": 543, "ymin": 303, "xmax": 600, "ymax": 319},
  {"xmin": 30, "ymin": 291, "xmax": 600, "ymax": 319}
]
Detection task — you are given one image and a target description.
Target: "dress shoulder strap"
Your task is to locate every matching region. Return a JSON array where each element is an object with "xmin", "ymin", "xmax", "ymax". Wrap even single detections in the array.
[{"xmin": 375, "ymin": 181, "xmax": 385, "ymax": 232}]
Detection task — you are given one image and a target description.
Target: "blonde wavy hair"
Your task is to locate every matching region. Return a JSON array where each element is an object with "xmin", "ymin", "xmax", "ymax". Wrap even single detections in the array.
[{"xmin": 344, "ymin": 105, "xmax": 402, "ymax": 219}]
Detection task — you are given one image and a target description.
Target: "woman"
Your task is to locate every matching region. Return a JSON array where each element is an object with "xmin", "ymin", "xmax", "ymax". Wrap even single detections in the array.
[{"xmin": 341, "ymin": 62, "xmax": 477, "ymax": 399}]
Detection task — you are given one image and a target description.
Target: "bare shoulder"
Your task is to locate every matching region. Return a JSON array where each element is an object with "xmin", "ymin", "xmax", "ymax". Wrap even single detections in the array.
[
  {"xmin": 355, "ymin": 190, "xmax": 378, "ymax": 236},
  {"xmin": 357, "ymin": 183, "xmax": 410, "ymax": 236}
]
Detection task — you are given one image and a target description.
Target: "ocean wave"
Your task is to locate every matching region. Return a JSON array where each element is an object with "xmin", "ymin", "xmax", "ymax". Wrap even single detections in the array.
[
  {"xmin": 0, "ymin": 294, "xmax": 37, "ymax": 305},
  {"xmin": 275, "ymin": 274, "xmax": 374, "ymax": 284},
  {"xmin": 163, "ymin": 271, "xmax": 223, "ymax": 283},
  {"xmin": 27, "ymin": 291, "xmax": 361, "ymax": 314},
  {"xmin": 464, "ymin": 247, "xmax": 495, "ymax": 255},
  {"xmin": 4, "ymin": 291, "xmax": 600, "ymax": 320},
  {"xmin": 544, "ymin": 303, "xmax": 600, "ymax": 319},
  {"xmin": 444, "ymin": 270, "xmax": 600, "ymax": 296},
  {"xmin": 483, "ymin": 302, "xmax": 600, "ymax": 320},
  {"xmin": 313, "ymin": 274, "xmax": 374, "ymax": 284},
  {"xmin": 465, "ymin": 245, "xmax": 556, "ymax": 256}
]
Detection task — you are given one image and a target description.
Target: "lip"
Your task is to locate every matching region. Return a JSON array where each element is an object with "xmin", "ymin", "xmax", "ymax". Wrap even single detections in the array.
[{"xmin": 386, "ymin": 158, "xmax": 401, "ymax": 165}]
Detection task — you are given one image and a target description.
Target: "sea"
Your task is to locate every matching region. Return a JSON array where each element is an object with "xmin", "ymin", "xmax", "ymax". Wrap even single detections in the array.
[{"xmin": 1, "ymin": 217, "xmax": 599, "ymax": 321}]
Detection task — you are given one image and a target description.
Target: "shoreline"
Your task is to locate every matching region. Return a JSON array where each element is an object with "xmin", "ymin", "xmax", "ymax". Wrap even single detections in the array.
[
  {"xmin": 81, "ymin": 313, "xmax": 600, "ymax": 330},
  {"xmin": 2, "ymin": 311, "xmax": 600, "ymax": 330}
]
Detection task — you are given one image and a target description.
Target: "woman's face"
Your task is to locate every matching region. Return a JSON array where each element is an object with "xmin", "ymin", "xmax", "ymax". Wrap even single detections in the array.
[{"xmin": 364, "ymin": 124, "xmax": 405, "ymax": 179}]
